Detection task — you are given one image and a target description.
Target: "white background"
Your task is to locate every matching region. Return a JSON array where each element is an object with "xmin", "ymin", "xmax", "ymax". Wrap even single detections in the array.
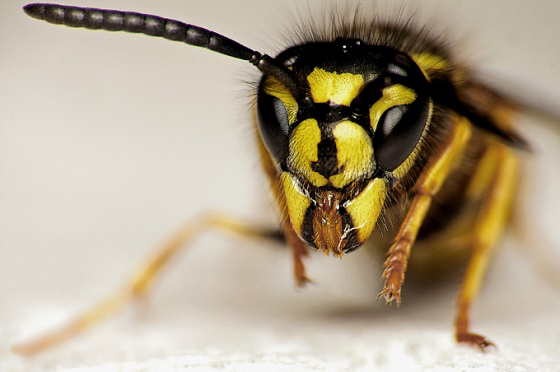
[{"xmin": 1, "ymin": 0, "xmax": 560, "ymax": 370}]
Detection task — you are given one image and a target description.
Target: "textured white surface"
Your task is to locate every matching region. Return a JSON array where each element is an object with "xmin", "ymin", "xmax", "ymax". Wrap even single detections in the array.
[{"xmin": 2, "ymin": 0, "xmax": 560, "ymax": 371}]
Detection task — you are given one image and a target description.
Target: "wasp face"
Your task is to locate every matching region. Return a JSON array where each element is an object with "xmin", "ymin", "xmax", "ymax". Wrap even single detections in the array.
[{"xmin": 257, "ymin": 39, "xmax": 431, "ymax": 255}]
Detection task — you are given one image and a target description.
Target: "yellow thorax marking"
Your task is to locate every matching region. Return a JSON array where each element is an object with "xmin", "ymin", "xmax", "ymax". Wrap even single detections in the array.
[
  {"xmin": 288, "ymin": 119, "xmax": 328, "ymax": 187},
  {"xmin": 330, "ymin": 121, "xmax": 374, "ymax": 188},
  {"xmin": 307, "ymin": 68, "xmax": 364, "ymax": 106},
  {"xmin": 369, "ymin": 84, "xmax": 416, "ymax": 131},
  {"xmin": 263, "ymin": 76, "xmax": 299, "ymax": 124}
]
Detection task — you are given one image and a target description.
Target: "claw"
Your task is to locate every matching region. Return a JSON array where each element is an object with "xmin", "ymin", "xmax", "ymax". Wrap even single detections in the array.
[
  {"xmin": 376, "ymin": 284, "xmax": 401, "ymax": 305},
  {"xmin": 457, "ymin": 332, "xmax": 496, "ymax": 352},
  {"xmin": 295, "ymin": 275, "xmax": 313, "ymax": 288}
]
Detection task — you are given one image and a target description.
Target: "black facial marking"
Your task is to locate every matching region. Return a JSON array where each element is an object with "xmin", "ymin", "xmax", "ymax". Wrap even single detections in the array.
[{"xmin": 311, "ymin": 133, "xmax": 343, "ymax": 179}]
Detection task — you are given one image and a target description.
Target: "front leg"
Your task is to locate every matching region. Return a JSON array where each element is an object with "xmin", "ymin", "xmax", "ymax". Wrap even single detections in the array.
[
  {"xmin": 379, "ymin": 116, "xmax": 472, "ymax": 304},
  {"xmin": 283, "ymin": 222, "xmax": 311, "ymax": 287}
]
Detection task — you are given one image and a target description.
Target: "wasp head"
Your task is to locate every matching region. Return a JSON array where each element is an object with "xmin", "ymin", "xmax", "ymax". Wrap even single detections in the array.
[{"xmin": 257, "ymin": 39, "xmax": 431, "ymax": 255}]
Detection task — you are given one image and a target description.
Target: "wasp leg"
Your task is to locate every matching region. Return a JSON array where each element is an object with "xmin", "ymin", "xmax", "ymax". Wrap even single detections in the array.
[
  {"xmin": 379, "ymin": 116, "xmax": 472, "ymax": 304},
  {"xmin": 12, "ymin": 213, "xmax": 283, "ymax": 355},
  {"xmin": 282, "ymin": 222, "xmax": 311, "ymax": 287},
  {"xmin": 455, "ymin": 144, "xmax": 519, "ymax": 350}
]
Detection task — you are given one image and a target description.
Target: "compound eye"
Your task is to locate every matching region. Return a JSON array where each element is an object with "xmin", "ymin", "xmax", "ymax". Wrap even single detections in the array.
[
  {"xmin": 374, "ymin": 96, "xmax": 430, "ymax": 171},
  {"xmin": 257, "ymin": 92, "xmax": 290, "ymax": 161},
  {"xmin": 257, "ymin": 76, "xmax": 299, "ymax": 162}
]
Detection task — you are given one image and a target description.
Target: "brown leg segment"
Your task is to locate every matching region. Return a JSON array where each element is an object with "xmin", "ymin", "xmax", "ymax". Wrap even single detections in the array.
[
  {"xmin": 455, "ymin": 144, "xmax": 519, "ymax": 350},
  {"xmin": 283, "ymin": 222, "xmax": 311, "ymax": 287},
  {"xmin": 12, "ymin": 213, "xmax": 284, "ymax": 355},
  {"xmin": 379, "ymin": 116, "xmax": 472, "ymax": 304}
]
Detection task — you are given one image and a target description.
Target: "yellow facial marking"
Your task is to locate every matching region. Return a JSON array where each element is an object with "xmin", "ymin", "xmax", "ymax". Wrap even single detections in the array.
[
  {"xmin": 281, "ymin": 172, "xmax": 311, "ymax": 235},
  {"xmin": 369, "ymin": 84, "xmax": 416, "ymax": 131},
  {"xmin": 307, "ymin": 68, "xmax": 364, "ymax": 106},
  {"xmin": 263, "ymin": 76, "xmax": 299, "ymax": 124},
  {"xmin": 288, "ymin": 119, "xmax": 328, "ymax": 187},
  {"xmin": 329, "ymin": 121, "xmax": 374, "ymax": 188},
  {"xmin": 344, "ymin": 178, "xmax": 387, "ymax": 242},
  {"xmin": 411, "ymin": 53, "xmax": 449, "ymax": 80}
]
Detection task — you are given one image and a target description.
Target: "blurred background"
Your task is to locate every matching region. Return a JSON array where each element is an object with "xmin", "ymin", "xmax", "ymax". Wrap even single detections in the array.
[{"xmin": 1, "ymin": 0, "xmax": 559, "ymax": 370}]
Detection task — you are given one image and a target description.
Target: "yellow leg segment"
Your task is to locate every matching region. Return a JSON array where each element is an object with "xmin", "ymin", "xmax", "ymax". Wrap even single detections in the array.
[
  {"xmin": 379, "ymin": 116, "xmax": 472, "ymax": 303},
  {"xmin": 12, "ymin": 214, "xmax": 282, "ymax": 355},
  {"xmin": 455, "ymin": 144, "xmax": 519, "ymax": 350}
]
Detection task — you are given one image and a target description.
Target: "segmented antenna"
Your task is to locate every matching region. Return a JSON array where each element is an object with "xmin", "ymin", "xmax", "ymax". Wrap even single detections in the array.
[{"xmin": 23, "ymin": 3, "xmax": 302, "ymax": 98}]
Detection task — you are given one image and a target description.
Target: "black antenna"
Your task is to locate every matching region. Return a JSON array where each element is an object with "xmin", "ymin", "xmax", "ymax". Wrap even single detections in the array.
[{"xmin": 23, "ymin": 3, "xmax": 303, "ymax": 99}]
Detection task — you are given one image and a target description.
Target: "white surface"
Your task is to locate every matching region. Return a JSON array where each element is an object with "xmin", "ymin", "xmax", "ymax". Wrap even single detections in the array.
[{"xmin": 2, "ymin": 0, "xmax": 560, "ymax": 371}]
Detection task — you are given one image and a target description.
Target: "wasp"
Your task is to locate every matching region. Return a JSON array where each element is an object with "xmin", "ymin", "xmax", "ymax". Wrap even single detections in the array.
[{"xmin": 11, "ymin": 2, "xmax": 548, "ymax": 356}]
